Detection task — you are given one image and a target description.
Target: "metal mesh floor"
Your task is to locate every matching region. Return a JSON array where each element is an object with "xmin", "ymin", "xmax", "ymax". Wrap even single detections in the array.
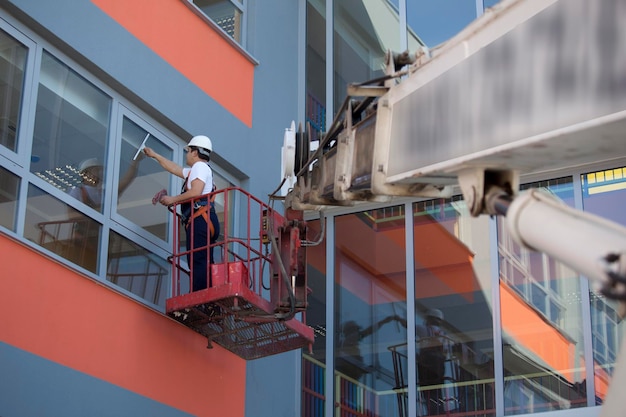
[{"xmin": 167, "ymin": 293, "xmax": 314, "ymax": 360}]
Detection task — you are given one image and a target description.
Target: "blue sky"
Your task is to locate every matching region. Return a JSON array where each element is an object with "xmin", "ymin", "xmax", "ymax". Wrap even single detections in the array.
[{"xmin": 390, "ymin": 0, "xmax": 503, "ymax": 47}]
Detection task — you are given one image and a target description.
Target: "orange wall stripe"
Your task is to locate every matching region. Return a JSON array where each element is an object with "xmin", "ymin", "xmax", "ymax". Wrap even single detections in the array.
[
  {"xmin": 0, "ymin": 236, "xmax": 245, "ymax": 417},
  {"xmin": 90, "ymin": 0, "xmax": 254, "ymax": 127},
  {"xmin": 500, "ymin": 282, "xmax": 577, "ymax": 382}
]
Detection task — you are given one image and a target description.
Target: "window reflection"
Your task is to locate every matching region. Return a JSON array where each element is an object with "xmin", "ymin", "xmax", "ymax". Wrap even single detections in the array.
[
  {"xmin": 107, "ymin": 230, "xmax": 170, "ymax": 307},
  {"xmin": 407, "ymin": 0, "xmax": 477, "ymax": 47},
  {"xmin": 25, "ymin": 184, "xmax": 101, "ymax": 273},
  {"xmin": 306, "ymin": 1, "xmax": 326, "ymax": 142},
  {"xmin": 302, "ymin": 218, "xmax": 327, "ymax": 417},
  {"xmin": 0, "ymin": 166, "xmax": 20, "ymax": 231},
  {"xmin": 0, "ymin": 28, "xmax": 27, "ymax": 152},
  {"xmin": 335, "ymin": 207, "xmax": 407, "ymax": 417},
  {"xmin": 333, "ymin": 0, "xmax": 400, "ymax": 112},
  {"xmin": 116, "ymin": 118, "xmax": 171, "ymax": 241},
  {"xmin": 499, "ymin": 178, "xmax": 587, "ymax": 414},
  {"xmin": 31, "ymin": 51, "xmax": 111, "ymax": 214},
  {"xmin": 413, "ymin": 198, "xmax": 495, "ymax": 417},
  {"xmin": 192, "ymin": 0, "xmax": 242, "ymax": 43},
  {"xmin": 581, "ymin": 166, "xmax": 626, "ymax": 405}
]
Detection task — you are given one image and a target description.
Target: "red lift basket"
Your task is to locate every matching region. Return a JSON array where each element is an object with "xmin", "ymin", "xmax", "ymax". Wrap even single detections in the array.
[{"xmin": 165, "ymin": 187, "xmax": 314, "ymax": 360}]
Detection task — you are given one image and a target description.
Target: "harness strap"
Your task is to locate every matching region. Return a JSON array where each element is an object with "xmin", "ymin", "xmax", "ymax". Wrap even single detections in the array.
[{"xmin": 186, "ymin": 205, "xmax": 216, "ymax": 238}]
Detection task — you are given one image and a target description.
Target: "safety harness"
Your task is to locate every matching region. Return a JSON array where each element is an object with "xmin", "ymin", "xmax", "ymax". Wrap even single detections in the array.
[{"xmin": 180, "ymin": 172, "xmax": 217, "ymax": 239}]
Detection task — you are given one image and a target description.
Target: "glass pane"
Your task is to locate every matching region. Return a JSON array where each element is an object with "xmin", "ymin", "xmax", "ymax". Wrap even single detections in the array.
[
  {"xmin": 0, "ymin": 165, "xmax": 20, "ymax": 231},
  {"xmin": 499, "ymin": 178, "xmax": 588, "ymax": 414},
  {"xmin": 581, "ymin": 166, "xmax": 626, "ymax": 405},
  {"xmin": 407, "ymin": 0, "xmax": 478, "ymax": 48},
  {"xmin": 31, "ymin": 51, "xmax": 111, "ymax": 213},
  {"xmin": 413, "ymin": 198, "xmax": 495, "ymax": 417},
  {"xmin": 335, "ymin": 207, "xmax": 407, "ymax": 417},
  {"xmin": 333, "ymin": 0, "xmax": 398, "ymax": 112},
  {"xmin": 25, "ymin": 184, "xmax": 101, "ymax": 273},
  {"xmin": 0, "ymin": 28, "xmax": 28, "ymax": 152},
  {"xmin": 193, "ymin": 0, "xmax": 242, "ymax": 43},
  {"xmin": 302, "ymin": 218, "xmax": 327, "ymax": 417},
  {"xmin": 116, "ymin": 118, "xmax": 172, "ymax": 241},
  {"xmin": 307, "ymin": 0, "xmax": 326, "ymax": 142},
  {"xmin": 107, "ymin": 230, "xmax": 170, "ymax": 307},
  {"xmin": 484, "ymin": 0, "xmax": 503, "ymax": 9}
]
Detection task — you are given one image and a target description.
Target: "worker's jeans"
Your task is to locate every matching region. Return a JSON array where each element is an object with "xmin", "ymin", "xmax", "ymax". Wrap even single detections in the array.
[{"xmin": 186, "ymin": 207, "xmax": 220, "ymax": 291}]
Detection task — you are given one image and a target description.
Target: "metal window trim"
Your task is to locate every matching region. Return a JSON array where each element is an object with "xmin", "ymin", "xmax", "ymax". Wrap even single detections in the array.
[
  {"xmin": 405, "ymin": 201, "xmax": 417, "ymax": 417},
  {"xmin": 572, "ymin": 166, "xmax": 598, "ymax": 407},
  {"xmin": 325, "ymin": 211, "xmax": 335, "ymax": 417},
  {"xmin": 181, "ymin": 0, "xmax": 259, "ymax": 65}
]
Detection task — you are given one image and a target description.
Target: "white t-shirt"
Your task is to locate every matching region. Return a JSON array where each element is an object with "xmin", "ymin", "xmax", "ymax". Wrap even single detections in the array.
[
  {"xmin": 68, "ymin": 185, "xmax": 103, "ymax": 209},
  {"xmin": 182, "ymin": 162, "xmax": 213, "ymax": 195}
]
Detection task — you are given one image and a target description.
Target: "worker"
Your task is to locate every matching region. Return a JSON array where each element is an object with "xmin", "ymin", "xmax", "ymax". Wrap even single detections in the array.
[
  {"xmin": 69, "ymin": 154, "xmax": 143, "ymax": 211},
  {"xmin": 143, "ymin": 135, "xmax": 220, "ymax": 291},
  {"xmin": 66, "ymin": 154, "xmax": 142, "ymax": 271},
  {"xmin": 416, "ymin": 308, "xmax": 459, "ymax": 414}
]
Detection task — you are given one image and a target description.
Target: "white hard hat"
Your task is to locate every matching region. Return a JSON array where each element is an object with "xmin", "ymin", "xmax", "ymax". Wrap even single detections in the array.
[
  {"xmin": 187, "ymin": 135, "xmax": 213, "ymax": 152},
  {"xmin": 426, "ymin": 308, "xmax": 444, "ymax": 321},
  {"xmin": 78, "ymin": 158, "xmax": 100, "ymax": 171}
]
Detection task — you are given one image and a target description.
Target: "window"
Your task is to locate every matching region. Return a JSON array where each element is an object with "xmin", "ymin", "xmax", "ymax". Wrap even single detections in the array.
[
  {"xmin": 0, "ymin": 165, "xmax": 20, "ymax": 231},
  {"xmin": 581, "ymin": 165, "xmax": 626, "ymax": 404},
  {"xmin": 116, "ymin": 117, "xmax": 174, "ymax": 242},
  {"xmin": 497, "ymin": 178, "xmax": 588, "ymax": 413},
  {"xmin": 192, "ymin": 0, "xmax": 243, "ymax": 44},
  {"xmin": 413, "ymin": 198, "xmax": 495, "ymax": 417},
  {"xmin": 107, "ymin": 230, "xmax": 170, "ymax": 307},
  {"xmin": 0, "ymin": 28, "xmax": 28, "ymax": 152},
  {"xmin": 31, "ymin": 51, "xmax": 111, "ymax": 214},
  {"xmin": 25, "ymin": 183, "xmax": 102, "ymax": 273},
  {"xmin": 335, "ymin": 207, "xmax": 408, "ymax": 417}
]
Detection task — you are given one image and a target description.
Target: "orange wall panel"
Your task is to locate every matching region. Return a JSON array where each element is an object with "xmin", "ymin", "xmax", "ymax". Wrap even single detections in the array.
[
  {"xmin": 0, "ymin": 235, "xmax": 245, "ymax": 417},
  {"xmin": 91, "ymin": 0, "xmax": 254, "ymax": 126}
]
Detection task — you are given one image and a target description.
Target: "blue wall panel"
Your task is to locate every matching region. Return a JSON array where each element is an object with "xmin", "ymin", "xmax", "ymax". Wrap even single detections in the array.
[{"xmin": 0, "ymin": 342, "xmax": 192, "ymax": 417}]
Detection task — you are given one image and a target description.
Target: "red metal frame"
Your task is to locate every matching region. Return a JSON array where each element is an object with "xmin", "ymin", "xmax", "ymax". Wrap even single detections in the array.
[{"xmin": 165, "ymin": 187, "xmax": 314, "ymax": 360}]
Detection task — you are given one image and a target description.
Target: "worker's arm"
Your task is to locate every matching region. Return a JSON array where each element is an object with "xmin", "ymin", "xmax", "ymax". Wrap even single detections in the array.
[
  {"xmin": 159, "ymin": 178, "xmax": 205, "ymax": 206},
  {"xmin": 143, "ymin": 146, "xmax": 184, "ymax": 178},
  {"xmin": 118, "ymin": 153, "xmax": 143, "ymax": 195}
]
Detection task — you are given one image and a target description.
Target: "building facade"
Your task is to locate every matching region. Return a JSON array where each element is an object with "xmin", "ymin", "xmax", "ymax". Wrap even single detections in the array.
[{"xmin": 0, "ymin": 1, "xmax": 624, "ymax": 417}]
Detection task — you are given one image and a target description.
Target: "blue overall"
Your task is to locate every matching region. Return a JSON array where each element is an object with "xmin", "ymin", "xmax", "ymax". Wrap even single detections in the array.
[{"xmin": 181, "ymin": 184, "xmax": 220, "ymax": 292}]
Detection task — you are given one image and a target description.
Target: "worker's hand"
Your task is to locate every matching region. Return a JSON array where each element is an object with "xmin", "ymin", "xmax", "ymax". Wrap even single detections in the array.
[
  {"xmin": 143, "ymin": 147, "xmax": 157, "ymax": 159},
  {"xmin": 159, "ymin": 195, "xmax": 176, "ymax": 206},
  {"xmin": 133, "ymin": 151, "xmax": 145, "ymax": 162}
]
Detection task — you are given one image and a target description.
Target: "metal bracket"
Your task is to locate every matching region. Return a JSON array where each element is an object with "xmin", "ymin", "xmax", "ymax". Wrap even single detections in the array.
[{"xmin": 457, "ymin": 168, "xmax": 519, "ymax": 217}]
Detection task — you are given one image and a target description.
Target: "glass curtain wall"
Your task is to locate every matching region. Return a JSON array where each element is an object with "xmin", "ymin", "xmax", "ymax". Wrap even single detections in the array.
[
  {"xmin": 332, "ymin": 0, "xmax": 399, "ymax": 114},
  {"xmin": 303, "ymin": 219, "xmax": 327, "ymax": 417},
  {"xmin": 581, "ymin": 166, "xmax": 626, "ymax": 405},
  {"xmin": 413, "ymin": 197, "xmax": 496, "ymax": 417},
  {"xmin": 497, "ymin": 178, "xmax": 588, "ymax": 414},
  {"xmin": 335, "ymin": 206, "xmax": 408, "ymax": 417},
  {"xmin": 303, "ymin": 0, "xmax": 625, "ymax": 416},
  {"xmin": 306, "ymin": 0, "xmax": 326, "ymax": 143}
]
